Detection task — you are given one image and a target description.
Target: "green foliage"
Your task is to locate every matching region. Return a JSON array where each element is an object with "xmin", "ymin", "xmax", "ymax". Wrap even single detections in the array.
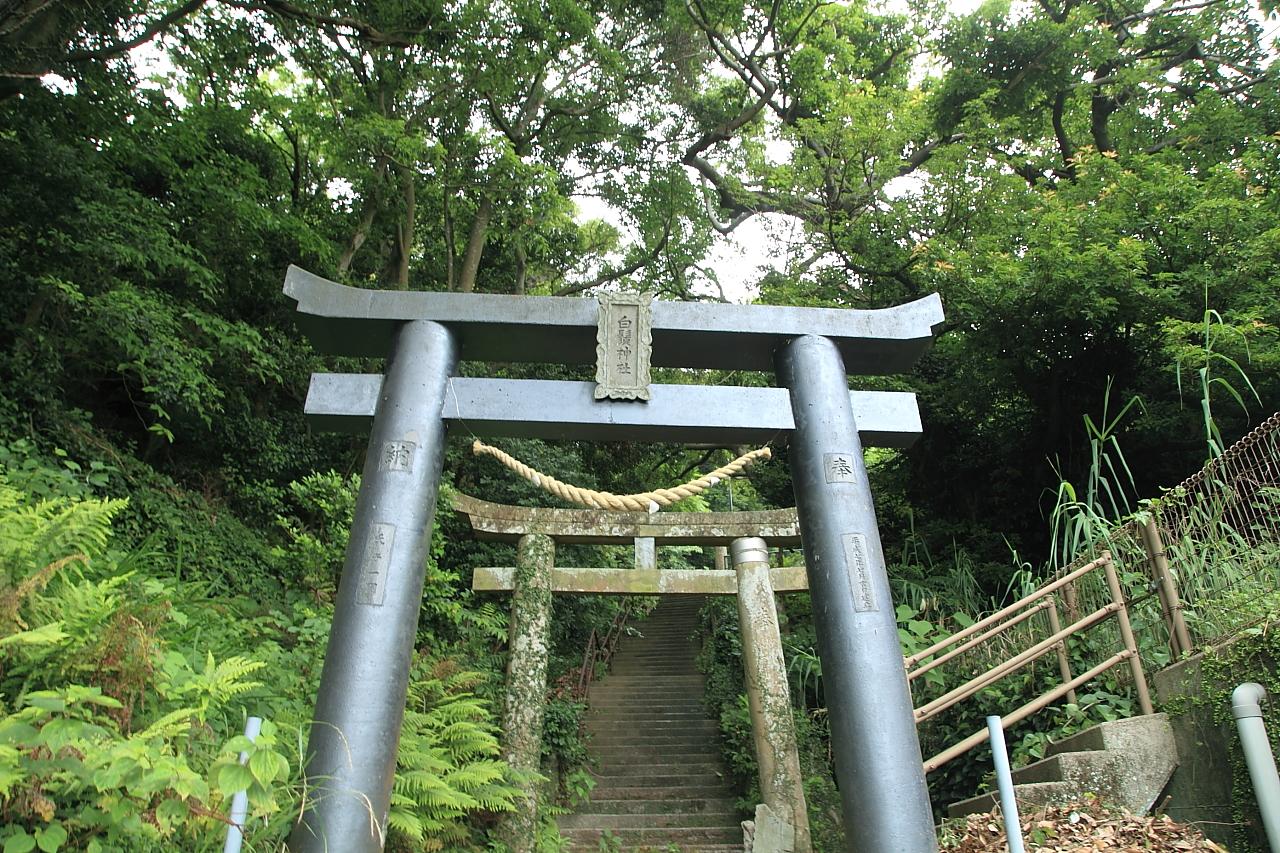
[
  {"xmin": 0, "ymin": 466, "xmax": 272, "ymax": 851},
  {"xmin": 386, "ymin": 663, "xmax": 520, "ymax": 851},
  {"xmin": 0, "ymin": 448, "xmax": 531, "ymax": 850}
]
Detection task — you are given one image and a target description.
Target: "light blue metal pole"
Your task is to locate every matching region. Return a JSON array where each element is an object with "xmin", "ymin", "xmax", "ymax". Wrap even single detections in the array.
[
  {"xmin": 1233, "ymin": 683, "xmax": 1280, "ymax": 853},
  {"xmin": 986, "ymin": 716, "xmax": 1025, "ymax": 853},
  {"xmin": 224, "ymin": 716, "xmax": 263, "ymax": 853}
]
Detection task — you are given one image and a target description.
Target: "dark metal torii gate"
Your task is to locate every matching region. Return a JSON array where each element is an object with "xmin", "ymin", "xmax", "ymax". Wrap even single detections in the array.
[{"xmin": 282, "ymin": 265, "xmax": 945, "ymax": 853}]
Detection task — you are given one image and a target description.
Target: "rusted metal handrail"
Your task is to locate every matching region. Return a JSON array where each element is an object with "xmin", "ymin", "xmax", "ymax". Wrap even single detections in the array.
[
  {"xmin": 915, "ymin": 551, "xmax": 1154, "ymax": 773},
  {"xmin": 575, "ymin": 603, "xmax": 631, "ymax": 697},
  {"xmin": 908, "ymin": 600, "xmax": 1052, "ymax": 683},
  {"xmin": 924, "ymin": 651, "xmax": 1134, "ymax": 773}
]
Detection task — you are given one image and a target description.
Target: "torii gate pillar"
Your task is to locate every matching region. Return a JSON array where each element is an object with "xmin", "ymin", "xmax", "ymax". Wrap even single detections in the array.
[
  {"xmin": 290, "ymin": 320, "xmax": 458, "ymax": 851},
  {"xmin": 777, "ymin": 335, "xmax": 935, "ymax": 851}
]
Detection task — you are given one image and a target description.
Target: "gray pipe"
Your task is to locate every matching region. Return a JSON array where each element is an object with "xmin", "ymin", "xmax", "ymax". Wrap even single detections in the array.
[
  {"xmin": 986, "ymin": 716, "xmax": 1025, "ymax": 853},
  {"xmin": 224, "ymin": 716, "xmax": 263, "ymax": 853},
  {"xmin": 1232, "ymin": 682, "xmax": 1280, "ymax": 853}
]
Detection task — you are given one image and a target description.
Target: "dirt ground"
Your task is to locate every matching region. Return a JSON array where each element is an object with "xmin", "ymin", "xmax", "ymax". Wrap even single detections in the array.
[{"xmin": 939, "ymin": 798, "xmax": 1227, "ymax": 852}]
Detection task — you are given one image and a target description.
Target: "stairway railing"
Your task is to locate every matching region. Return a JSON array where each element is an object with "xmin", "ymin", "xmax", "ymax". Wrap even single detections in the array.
[
  {"xmin": 574, "ymin": 603, "xmax": 631, "ymax": 698},
  {"xmin": 911, "ymin": 551, "xmax": 1154, "ymax": 773},
  {"xmin": 912, "ymin": 414, "xmax": 1280, "ymax": 774}
]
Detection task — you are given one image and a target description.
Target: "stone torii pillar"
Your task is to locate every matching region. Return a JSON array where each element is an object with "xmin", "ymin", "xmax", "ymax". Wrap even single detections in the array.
[
  {"xmin": 733, "ymin": 536, "xmax": 810, "ymax": 852},
  {"xmin": 284, "ymin": 266, "xmax": 943, "ymax": 852}
]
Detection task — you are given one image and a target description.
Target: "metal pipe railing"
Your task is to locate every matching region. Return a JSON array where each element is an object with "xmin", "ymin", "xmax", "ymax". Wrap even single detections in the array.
[
  {"xmin": 905, "ymin": 553, "xmax": 1111, "ymax": 668},
  {"xmin": 575, "ymin": 603, "xmax": 631, "ymax": 697},
  {"xmin": 924, "ymin": 651, "xmax": 1133, "ymax": 773},
  {"xmin": 1102, "ymin": 555, "xmax": 1154, "ymax": 715},
  {"xmin": 916, "ymin": 550, "xmax": 1161, "ymax": 771},
  {"xmin": 1045, "ymin": 596, "xmax": 1077, "ymax": 706},
  {"xmin": 915, "ymin": 602, "xmax": 1121, "ymax": 723},
  {"xmin": 908, "ymin": 600, "xmax": 1052, "ymax": 683}
]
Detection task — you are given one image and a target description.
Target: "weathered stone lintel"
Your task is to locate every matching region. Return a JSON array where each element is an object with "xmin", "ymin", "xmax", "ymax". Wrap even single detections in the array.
[
  {"xmin": 474, "ymin": 566, "xmax": 809, "ymax": 595},
  {"xmin": 451, "ymin": 492, "xmax": 802, "ymax": 545}
]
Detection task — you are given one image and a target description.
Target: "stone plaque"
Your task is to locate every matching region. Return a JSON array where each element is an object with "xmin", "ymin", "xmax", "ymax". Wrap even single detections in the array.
[
  {"xmin": 841, "ymin": 532, "xmax": 878, "ymax": 612},
  {"xmin": 594, "ymin": 292, "xmax": 653, "ymax": 401},
  {"xmin": 379, "ymin": 440, "xmax": 416, "ymax": 472},
  {"xmin": 356, "ymin": 522, "xmax": 395, "ymax": 606},
  {"xmin": 824, "ymin": 452, "xmax": 856, "ymax": 483}
]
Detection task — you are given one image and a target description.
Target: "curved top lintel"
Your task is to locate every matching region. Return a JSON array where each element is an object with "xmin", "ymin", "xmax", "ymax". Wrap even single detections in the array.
[{"xmin": 284, "ymin": 266, "xmax": 944, "ymax": 373}]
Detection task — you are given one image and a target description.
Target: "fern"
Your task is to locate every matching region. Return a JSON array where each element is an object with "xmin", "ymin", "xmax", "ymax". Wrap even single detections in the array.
[{"xmin": 386, "ymin": 660, "xmax": 522, "ymax": 851}]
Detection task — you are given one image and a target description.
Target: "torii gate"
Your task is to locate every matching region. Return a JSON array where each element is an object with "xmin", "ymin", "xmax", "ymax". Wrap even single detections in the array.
[
  {"xmin": 283, "ymin": 266, "xmax": 944, "ymax": 853},
  {"xmin": 453, "ymin": 492, "xmax": 814, "ymax": 850}
]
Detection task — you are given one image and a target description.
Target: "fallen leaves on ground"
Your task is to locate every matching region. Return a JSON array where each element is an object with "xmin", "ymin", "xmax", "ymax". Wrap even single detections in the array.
[{"xmin": 940, "ymin": 798, "xmax": 1227, "ymax": 852}]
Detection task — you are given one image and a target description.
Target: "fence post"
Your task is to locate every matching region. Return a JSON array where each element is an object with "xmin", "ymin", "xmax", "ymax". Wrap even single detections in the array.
[
  {"xmin": 1045, "ymin": 597, "xmax": 1077, "ymax": 706},
  {"xmin": 1101, "ymin": 553, "xmax": 1155, "ymax": 715},
  {"xmin": 1140, "ymin": 517, "xmax": 1193, "ymax": 658}
]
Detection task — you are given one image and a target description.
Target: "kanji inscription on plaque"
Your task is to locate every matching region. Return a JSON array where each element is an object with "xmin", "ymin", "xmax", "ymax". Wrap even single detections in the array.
[
  {"xmin": 824, "ymin": 453, "xmax": 856, "ymax": 483},
  {"xmin": 594, "ymin": 292, "xmax": 653, "ymax": 401},
  {"xmin": 842, "ymin": 532, "xmax": 878, "ymax": 612},
  {"xmin": 356, "ymin": 522, "xmax": 395, "ymax": 606},
  {"xmin": 379, "ymin": 440, "xmax": 415, "ymax": 473}
]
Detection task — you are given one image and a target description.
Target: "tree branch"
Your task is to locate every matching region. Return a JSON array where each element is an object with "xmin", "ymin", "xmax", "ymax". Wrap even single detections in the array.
[{"xmin": 553, "ymin": 217, "xmax": 674, "ymax": 296}]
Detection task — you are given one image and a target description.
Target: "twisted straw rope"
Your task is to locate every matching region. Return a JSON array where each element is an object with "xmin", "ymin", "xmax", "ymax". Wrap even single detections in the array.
[{"xmin": 471, "ymin": 440, "xmax": 772, "ymax": 513}]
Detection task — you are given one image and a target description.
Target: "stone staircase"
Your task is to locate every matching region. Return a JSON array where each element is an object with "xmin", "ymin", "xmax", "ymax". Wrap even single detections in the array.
[
  {"xmin": 560, "ymin": 596, "xmax": 745, "ymax": 852},
  {"xmin": 948, "ymin": 713, "xmax": 1178, "ymax": 818}
]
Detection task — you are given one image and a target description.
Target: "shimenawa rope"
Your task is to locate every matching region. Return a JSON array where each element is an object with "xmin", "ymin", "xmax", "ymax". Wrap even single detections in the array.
[{"xmin": 471, "ymin": 440, "xmax": 771, "ymax": 513}]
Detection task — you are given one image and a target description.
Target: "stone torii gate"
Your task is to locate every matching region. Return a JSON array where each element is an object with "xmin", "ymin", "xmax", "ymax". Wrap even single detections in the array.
[
  {"xmin": 453, "ymin": 492, "xmax": 812, "ymax": 850},
  {"xmin": 282, "ymin": 265, "xmax": 944, "ymax": 853}
]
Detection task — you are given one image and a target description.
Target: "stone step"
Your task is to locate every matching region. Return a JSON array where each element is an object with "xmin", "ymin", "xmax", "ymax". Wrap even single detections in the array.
[
  {"xmin": 560, "ymin": 811, "xmax": 742, "ymax": 829},
  {"xmin": 587, "ymin": 734, "xmax": 720, "ymax": 747},
  {"xmin": 586, "ymin": 701, "xmax": 716, "ymax": 712},
  {"xmin": 590, "ymin": 771, "xmax": 730, "ymax": 788},
  {"xmin": 586, "ymin": 758, "xmax": 727, "ymax": 773},
  {"xmin": 947, "ymin": 781, "xmax": 1075, "ymax": 817},
  {"xmin": 560, "ymin": 827, "xmax": 743, "ymax": 845},
  {"xmin": 586, "ymin": 713, "xmax": 718, "ymax": 723},
  {"xmin": 596, "ymin": 675, "xmax": 706, "ymax": 683},
  {"xmin": 576, "ymin": 797, "xmax": 740, "ymax": 816},
  {"xmin": 589, "ymin": 702, "xmax": 707, "ymax": 710},
  {"xmin": 588, "ymin": 744, "xmax": 721, "ymax": 759},
  {"xmin": 1045, "ymin": 712, "xmax": 1172, "ymax": 757},
  {"xmin": 589, "ymin": 685, "xmax": 707, "ymax": 695},
  {"xmin": 588, "ymin": 714, "xmax": 710, "ymax": 724},
  {"xmin": 1011, "ymin": 749, "xmax": 1113, "ymax": 785},
  {"xmin": 563, "ymin": 840, "xmax": 742, "ymax": 845},
  {"xmin": 587, "ymin": 784, "xmax": 736, "ymax": 801}
]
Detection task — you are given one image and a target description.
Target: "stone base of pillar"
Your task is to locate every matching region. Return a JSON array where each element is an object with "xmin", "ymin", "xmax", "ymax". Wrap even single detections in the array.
[{"xmin": 743, "ymin": 803, "xmax": 796, "ymax": 853}]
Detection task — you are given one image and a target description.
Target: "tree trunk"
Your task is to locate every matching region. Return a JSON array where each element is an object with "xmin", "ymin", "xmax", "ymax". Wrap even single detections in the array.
[
  {"xmin": 513, "ymin": 235, "xmax": 527, "ymax": 294},
  {"xmin": 457, "ymin": 196, "xmax": 494, "ymax": 294},
  {"xmin": 443, "ymin": 190, "xmax": 456, "ymax": 291},
  {"xmin": 394, "ymin": 163, "xmax": 415, "ymax": 290},
  {"xmin": 337, "ymin": 205, "xmax": 375, "ymax": 275}
]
